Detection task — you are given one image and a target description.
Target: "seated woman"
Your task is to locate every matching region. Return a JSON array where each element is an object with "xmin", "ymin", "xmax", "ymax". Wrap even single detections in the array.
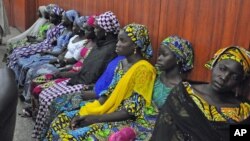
[
  {"xmin": 51, "ymin": 35, "xmax": 194, "ymax": 115},
  {"xmin": 37, "ymin": 56, "xmax": 125, "ymax": 139},
  {"xmin": 31, "ymin": 16, "xmax": 96, "ymax": 96},
  {"xmin": 151, "ymin": 46, "xmax": 250, "ymax": 141},
  {"xmin": 32, "ymin": 11, "xmax": 120, "ymax": 139},
  {"xmin": 6, "ymin": 5, "xmax": 51, "ymax": 52},
  {"xmin": 7, "ymin": 5, "xmax": 65, "ymax": 80},
  {"xmin": 17, "ymin": 11, "xmax": 80, "ymax": 103},
  {"xmin": 153, "ymin": 35, "xmax": 194, "ymax": 109},
  {"xmin": 108, "ymin": 35, "xmax": 194, "ymax": 140},
  {"xmin": 44, "ymin": 23, "xmax": 156, "ymax": 141},
  {"xmin": 16, "ymin": 9, "xmax": 78, "ymax": 86},
  {"xmin": 25, "ymin": 16, "xmax": 91, "ymax": 89},
  {"xmin": 22, "ymin": 16, "xmax": 96, "ymax": 114}
]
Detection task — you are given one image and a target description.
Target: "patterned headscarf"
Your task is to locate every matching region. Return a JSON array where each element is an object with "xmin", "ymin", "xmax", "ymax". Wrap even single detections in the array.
[
  {"xmin": 63, "ymin": 10, "xmax": 79, "ymax": 22},
  {"xmin": 51, "ymin": 5, "xmax": 64, "ymax": 17},
  {"xmin": 205, "ymin": 46, "xmax": 250, "ymax": 77},
  {"xmin": 161, "ymin": 35, "xmax": 194, "ymax": 72},
  {"xmin": 96, "ymin": 11, "xmax": 120, "ymax": 34},
  {"xmin": 45, "ymin": 4, "xmax": 57, "ymax": 13},
  {"xmin": 123, "ymin": 23, "xmax": 153, "ymax": 59},
  {"xmin": 38, "ymin": 6, "xmax": 47, "ymax": 18},
  {"xmin": 74, "ymin": 16, "xmax": 89, "ymax": 29}
]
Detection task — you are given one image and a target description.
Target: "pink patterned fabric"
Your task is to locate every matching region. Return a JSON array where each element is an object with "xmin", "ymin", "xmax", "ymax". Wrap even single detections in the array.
[{"xmin": 108, "ymin": 127, "xmax": 136, "ymax": 141}]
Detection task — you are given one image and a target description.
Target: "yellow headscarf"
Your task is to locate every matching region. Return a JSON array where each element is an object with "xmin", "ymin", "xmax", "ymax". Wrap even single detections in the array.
[
  {"xmin": 205, "ymin": 46, "xmax": 250, "ymax": 76},
  {"xmin": 79, "ymin": 60, "xmax": 156, "ymax": 116}
]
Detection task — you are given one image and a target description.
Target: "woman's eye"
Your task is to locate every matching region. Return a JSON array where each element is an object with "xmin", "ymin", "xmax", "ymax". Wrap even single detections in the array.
[{"xmin": 219, "ymin": 66, "xmax": 226, "ymax": 71}]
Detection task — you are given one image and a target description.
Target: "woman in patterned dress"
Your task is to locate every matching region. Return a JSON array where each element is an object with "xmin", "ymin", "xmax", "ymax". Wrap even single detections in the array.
[
  {"xmin": 151, "ymin": 46, "xmax": 250, "ymax": 141},
  {"xmin": 43, "ymin": 23, "xmax": 156, "ymax": 141}
]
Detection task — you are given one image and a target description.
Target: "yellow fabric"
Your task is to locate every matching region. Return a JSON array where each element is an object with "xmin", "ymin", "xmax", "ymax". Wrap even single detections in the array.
[
  {"xmin": 205, "ymin": 46, "xmax": 250, "ymax": 76},
  {"xmin": 79, "ymin": 60, "xmax": 156, "ymax": 116},
  {"xmin": 184, "ymin": 82, "xmax": 250, "ymax": 122}
]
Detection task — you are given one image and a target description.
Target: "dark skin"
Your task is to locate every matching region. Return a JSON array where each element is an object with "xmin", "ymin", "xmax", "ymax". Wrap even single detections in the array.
[
  {"xmin": 66, "ymin": 19, "xmax": 117, "ymax": 86},
  {"xmin": 155, "ymin": 44, "xmax": 183, "ymax": 88},
  {"xmin": 41, "ymin": 13, "xmax": 74, "ymax": 56},
  {"xmin": 28, "ymin": 11, "xmax": 61, "ymax": 43},
  {"xmin": 49, "ymin": 22, "xmax": 85, "ymax": 66},
  {"xmin": 192, "ymin": 59, "xmax": 244, "ymax": 107},
  {"xmin": 54, "ymin": 23, "xmax": 96, "ymax": 79},
  {"xmin": 71, "ymin": 29, "xmax": 142, "ymax": 129},
  {"xmin": 27, "ymin": 8, "xmax": 50, "ymax": 42},
  {"xmin": 54, "ymin": 22, "xmax": 85, "ymax": 65}
]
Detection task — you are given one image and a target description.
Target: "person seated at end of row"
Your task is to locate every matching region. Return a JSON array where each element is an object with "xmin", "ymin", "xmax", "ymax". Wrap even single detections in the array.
[{"xmin": 151, "ymin": 46, "xmax": 250, "ymax": 141}]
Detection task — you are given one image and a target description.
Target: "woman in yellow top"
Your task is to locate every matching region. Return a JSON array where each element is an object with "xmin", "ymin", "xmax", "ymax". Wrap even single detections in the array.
[
  {"xmin": 151, "ymin": 46, "xmax": 250, "ymax": 141},
  {"xmin": 44, "ymin": 23, "xmax": 156, "ymax": 140}
]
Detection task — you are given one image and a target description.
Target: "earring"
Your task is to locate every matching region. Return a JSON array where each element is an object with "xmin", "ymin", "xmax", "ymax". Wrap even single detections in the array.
[{"xmin": 134, "ymin": 48, "xmax": 137, "ymax": 54}]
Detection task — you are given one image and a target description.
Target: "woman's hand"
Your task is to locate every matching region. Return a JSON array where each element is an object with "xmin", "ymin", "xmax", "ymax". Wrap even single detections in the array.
[
  {"xmin": 51, "ymin": 40, "xmax": 57, "ymax": 46},
  {"xmin": 82, "ymin": 84, "xmax": 94, "ymax": 91},
  {"xmin": 27, "ymin": 36, "xmax": 37, "ymax": 42},
  {"xmin": 53, "ymin": 72, "xmax": 62, "ymax": 78},
  {"xmin": 71, "ymin": 115, "xmax": 99, "ymax": 129},
  {"xmin": 67, "ymin": 78, "xmax": 78, "ymax": 86}
]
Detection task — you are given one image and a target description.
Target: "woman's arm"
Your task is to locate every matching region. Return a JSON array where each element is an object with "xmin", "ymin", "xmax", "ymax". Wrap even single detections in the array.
[{"xmin": 71, "ymin": 110, "xmax": 132, "ymax": 129}]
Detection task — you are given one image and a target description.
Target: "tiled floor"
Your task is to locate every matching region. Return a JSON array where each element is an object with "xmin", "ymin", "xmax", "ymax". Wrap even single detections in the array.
[{"xmin": 0, "ymin": 27, "xmax": 34, "ymax": 141}]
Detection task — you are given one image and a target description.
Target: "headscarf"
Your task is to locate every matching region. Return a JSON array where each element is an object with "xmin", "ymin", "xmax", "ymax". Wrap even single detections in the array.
[
  {"xmin": 45, "ymin": 4, "xmax": 57, "ymax": 13},
  {"xmin": 62, "ymin": 10, "xmax": 79, "ymax": 22},
  {"xmin": 205, "ymin": 46, "xmax": 250, "ymax": 77},
  {"xmin": 96, "ymin": 11, "xmax": 120, "ymax": 34},
  {"xmin": 161, "ymin": 35, "xmax": 194, "ymax": 72},
  {"xmin": 123, "ymin": 23, "xmax": 153, "ymax": 59},
  {"xmin": 74, "ymin": 16, "xmax": 89, "ymax": 29},
  {"xmin": 38, "ymin": 6, "xmax": 47, "ymax": 18},
  {"xmin": 51, "ymin": 5, "xmax": 64, "ymax": 17},
  {"xmin": 87, "ymin": 15, "xmax": 95, "ymax": 27}
]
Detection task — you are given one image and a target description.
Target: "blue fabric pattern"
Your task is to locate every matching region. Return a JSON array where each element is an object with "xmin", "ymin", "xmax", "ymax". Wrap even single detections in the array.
[{"xmin": 94, "ymin": 56, "xmax": 125, "ymax": 97}]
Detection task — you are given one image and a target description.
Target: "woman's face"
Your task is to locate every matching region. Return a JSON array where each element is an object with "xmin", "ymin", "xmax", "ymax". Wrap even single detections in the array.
[
  {"xmin": 116, "ymin": 30, "xmax": 135, "ymax": 56},
  {"xmin": 49, "ymin": 12, "xmax": 59, "ymax": 24},
  {"xmin": 211, "ymin": 59, "xmax": 244, "ymax": 92},
  {"xmin": 83, "ymin": 23, "xmax": 95, "ymax": 39},
  {"xmin": 43, "ymin": 10, "xmax": 50, "ymax": 19},
  {"xmin": 155, "ymin": 45, "xmax": 177, "ymax": 71},
  {"xmin": 94, "ymin": 21, "xmax": 106, "ymax": 40},
  {"xmin": 73, "ymin": 23, "xmax": 83, "ymax": 35}
]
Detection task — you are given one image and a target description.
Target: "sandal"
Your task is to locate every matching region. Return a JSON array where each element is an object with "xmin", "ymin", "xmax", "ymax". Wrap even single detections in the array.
[{"xmin": 18, "ymin": 107, "xmax": 32, "ymax": 118}]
